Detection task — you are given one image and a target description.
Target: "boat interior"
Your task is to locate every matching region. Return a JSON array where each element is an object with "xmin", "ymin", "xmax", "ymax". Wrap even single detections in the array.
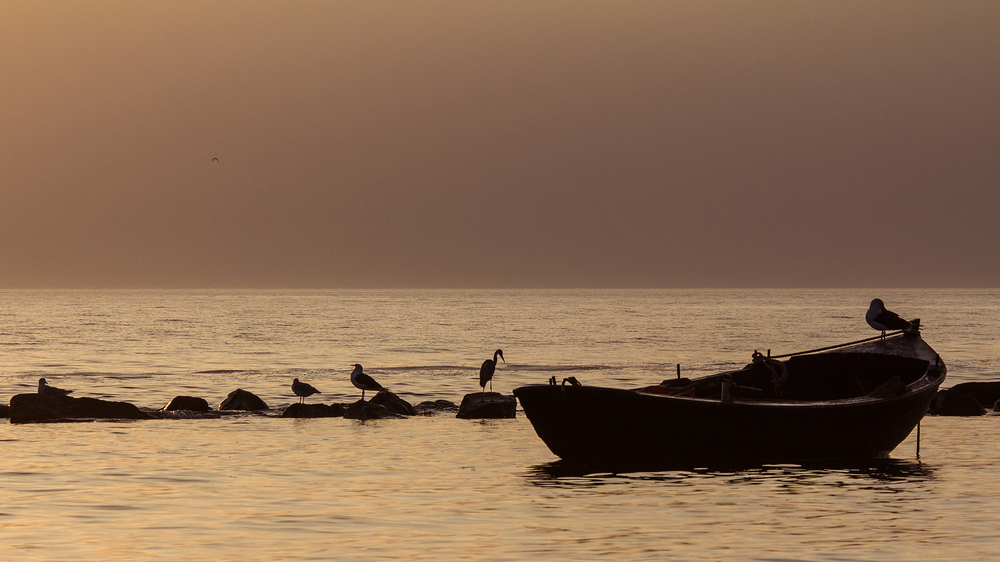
[{"xmin": 647, "ymin": 352, "xmax": 935, "ymax": 402}]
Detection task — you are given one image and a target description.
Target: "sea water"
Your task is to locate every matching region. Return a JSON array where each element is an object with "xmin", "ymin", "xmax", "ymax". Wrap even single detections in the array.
[{"xmin": 1, "ymin": 289, "xmax": 998, "ymax": 560}]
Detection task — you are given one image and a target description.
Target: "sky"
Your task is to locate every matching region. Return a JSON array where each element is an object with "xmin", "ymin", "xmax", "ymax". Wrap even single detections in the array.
[{"xmin": 1, "ymin": 1, "xmax": 998, "ymax": 288}]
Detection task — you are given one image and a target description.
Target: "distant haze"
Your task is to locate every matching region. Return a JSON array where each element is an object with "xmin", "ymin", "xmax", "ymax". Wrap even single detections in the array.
[{"xmin": 2, "ymin": 1, "xmax": 998, "ymax": 288}]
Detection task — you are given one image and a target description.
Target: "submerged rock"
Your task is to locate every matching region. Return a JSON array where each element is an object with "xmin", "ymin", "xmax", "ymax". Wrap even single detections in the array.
[
  {"xmin": 928, "ymin": 393, "xmax": 986, "ymax": 417},
  {"xmin": 163, "ymin": 396, "xmax": 210, "ymax": 412},
  {"xmin": 414, "ymin": 400, "xmax": 459, "ymax": 415},
  {"xmin": 344, "ymin": 400, "xmax": 406, "ymax": 420},
  {"xmin": 9, "ymin": 394, "xmax": 154, "ymax": 423},
  {"xmin": 369, "ymin": 390, "xmax": 416, "ymax": 416},
  {"xmin": 457, "ymin": 392, "xmax": 517, "ymax": 419},
  {"xmin": 932, "ymin": 382, "xmax": 1000, "ymax": 416},
  {"xmin": 218, "ymin": 389, "xmax": 268, "ymax": 411},
  {"xmin": 157, "ymin": 409, "xmax": 221, "ymax": 420},
  {"xmin": 281, "ymin": 403, "xmax": 347, "ymax": 418}
]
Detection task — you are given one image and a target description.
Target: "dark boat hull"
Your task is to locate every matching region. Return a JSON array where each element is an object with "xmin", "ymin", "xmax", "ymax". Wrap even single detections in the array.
[{"xmin": 514, "ymin": 334, "xmax": 945, "ymax": 468}]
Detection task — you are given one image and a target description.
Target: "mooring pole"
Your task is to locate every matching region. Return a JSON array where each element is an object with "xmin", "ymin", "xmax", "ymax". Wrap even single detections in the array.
[
  {"xmin": 677, "ymin": 364, "xmax": 681, "ymax": 379},
  {"xmin": 917, "ymin": 421, "xmax": 921, "ymax": 458}
]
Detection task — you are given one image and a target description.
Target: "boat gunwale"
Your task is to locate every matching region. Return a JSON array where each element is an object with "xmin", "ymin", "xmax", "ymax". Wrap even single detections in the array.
[
  {"xmin": 519, "ymin": 332, "xmax": 945, "ymax": 408},
  {"xmin": 632, "ymin": 373, "xmax": 942, "ymax": 407}
]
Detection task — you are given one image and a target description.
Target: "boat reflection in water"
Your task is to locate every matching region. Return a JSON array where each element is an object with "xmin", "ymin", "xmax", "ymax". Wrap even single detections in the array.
[
  {"xmin": 526, "ymin": 457, "xmax": 936, "ymax": 485},
  {"xmin": 515, "ymin": 327, "xmax": 945, "ymax": 472}
]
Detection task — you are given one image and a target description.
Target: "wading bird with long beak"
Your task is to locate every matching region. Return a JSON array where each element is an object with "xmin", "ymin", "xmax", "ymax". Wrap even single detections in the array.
[
  {"xmin": 350, "ymin": 364, "xmax": 384, "ymax": 401},
  {"xmin": 866, "ymin": 298, "xmax": 913, "ymax": 338},
  {"xmin": 479, "ymin": 349, "xmax": 505, "ymax": 393},
  {"xmin": 291, "ymin": 378, "xmax": 321, "ymax": 404}
]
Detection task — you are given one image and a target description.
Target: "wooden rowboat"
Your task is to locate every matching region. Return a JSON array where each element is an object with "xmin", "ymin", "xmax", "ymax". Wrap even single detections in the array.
[{"xmin": 514, "ymin": 328, "xmax": 945, "ymax": 469}]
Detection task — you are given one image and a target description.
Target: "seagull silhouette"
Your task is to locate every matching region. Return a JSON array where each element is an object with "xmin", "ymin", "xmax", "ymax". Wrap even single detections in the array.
[
  {"xmin": 866, "ymin": 299, "xmax": 912, "ymax": 338},
  {"xmin": 291, "ymin": 378, "xmax": 321, "ymax": 404},
  {"xmin": 350, "ymin": 364, "xmax": 384, "ymax": 401},
  {"xmin": 38, "ymin": 378, "xmax": 73, "ymax": 396}
]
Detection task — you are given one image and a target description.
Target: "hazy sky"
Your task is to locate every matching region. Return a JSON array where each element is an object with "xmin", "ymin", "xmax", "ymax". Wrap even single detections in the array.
[{"xmin": 2, "ymin": 1, "xmax": 998, "ymax": 288}]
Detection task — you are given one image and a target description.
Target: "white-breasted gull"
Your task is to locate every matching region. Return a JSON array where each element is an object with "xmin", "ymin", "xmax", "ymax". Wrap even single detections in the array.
[
  {"xmin": 38, "ymin": 378, "xmax": 73, "ymax": 396},
  {"xmin": 350, "ymin": 364, "xmax": 383, "ymax": 401},
  {"xmin": 866, "ymin": 298, "xmax": 913, "ymax": 338}
]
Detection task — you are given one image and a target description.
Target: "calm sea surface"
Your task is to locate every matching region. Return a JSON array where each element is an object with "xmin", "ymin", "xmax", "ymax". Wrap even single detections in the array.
[{"xmin": 1, "ymin": 289, "xmax": 998, "ymax": 560}]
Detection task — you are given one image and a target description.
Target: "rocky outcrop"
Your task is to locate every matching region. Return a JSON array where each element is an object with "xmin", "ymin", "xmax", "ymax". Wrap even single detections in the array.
[
  {"xmin": 218, "ymin": 389, "xmax": 268, "ymax": 411},
  {"xmin": 930, "ymin": 382, "xmax": 1000, "ymax": 416},
  {"xmin": 369, "ymin": 390, "xmax": 416, "ymax": 416},
  {"xmin": 344, "ymin": 400, "xmax": 406, "ymax": 420},
  {"xmin": 414, "ymin": 400, "xmax": 458, "ymax": 415},
  {"xmin": 157, "ymin": 409, "xmax": 221, "ymax": 420},
  {"xmin": 281, "ymin": 403, "xmax": 347, "ymax": 418},
  {"xmin": 928, "ymin": 393, "xmax": 987, "ymax": 416},
  {"xmin": 457, "ymin": 392, "xmax": 517, "ymax": 419},
  {"xmin": 9, "ymin": 394, "xmax": 154, "ymax": 423},
  {"xmin": 163, "ymin": 396, "xmax": 210, "ymax": 412}
]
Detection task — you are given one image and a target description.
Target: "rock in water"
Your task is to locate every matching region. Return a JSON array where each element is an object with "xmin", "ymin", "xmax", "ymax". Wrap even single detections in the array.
[
  {"xmin": 933, "ymin": 381, "xmax": 1000, "ymax": 416},
  {"xmin": 281, "ymin": 403, "xmax": 346, "ymax": 418},
  {"xmin": 457, "ymin": 392, "xmax": 517, "ymax": 419},
  {"xmin": 163, "ymin": 396, "xmax": 210, "ymax": 412},
  {"xmin": 414, "ymin": 400, "xmax": 459, "ymax": 415},
  {"xmin": 218, "ymin": 389, "xmax": 268, "ymax": 411},
  {"xmin": 9, "ymin": 394, "xmax": 153, "ymax": 423},
  {"xmin": 928, "ymin": 393, "xmax": 986, "ymax": 417},
  {"xmin": 344, "ymin": 400, "xmax": 406, "ymax": 420},
  {"xmin": 369, "ymin": 390, "xmax": 416, "ymax": 416}
]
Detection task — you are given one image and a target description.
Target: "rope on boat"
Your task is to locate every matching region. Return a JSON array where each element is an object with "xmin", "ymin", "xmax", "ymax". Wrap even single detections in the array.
[
  {"xmin": 751, "ymin": 351, "xmax": 788, "ymax": 397},
  {"xmin": 767, "ymin": 330, "xmax": 908, "ymax": 359}
]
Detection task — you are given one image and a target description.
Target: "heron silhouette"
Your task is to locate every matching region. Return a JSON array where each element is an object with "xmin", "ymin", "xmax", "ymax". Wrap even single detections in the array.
[
  {"xmin": 350, "ymin": 364, "xmax": 384, "ymax": 401},
  {"xmin": 291, "ymin": 378, "xmax": 321, "ymax": 404},
  {"xmin": 866, "ymin": 299, "xmax": 912, "ymax": 338},
  {"xmin": 479, "ymin": 349, "xmax": 505, "ymax": 393},
  {"xmin": 38, "ymin": 378, "xmax": 72, "ymax": 396}
]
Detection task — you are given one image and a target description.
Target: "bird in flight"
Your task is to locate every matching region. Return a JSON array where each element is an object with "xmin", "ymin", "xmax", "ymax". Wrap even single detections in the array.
[{"xmin": 212, "ymin": 157, "xmax": 219, "ymax": 161}]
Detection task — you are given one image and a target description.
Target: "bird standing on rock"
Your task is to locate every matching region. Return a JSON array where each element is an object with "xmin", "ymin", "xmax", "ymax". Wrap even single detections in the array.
[
  {"xmin": 350, "ymin": 364, "xmax": 384, "ymax": 401},
  {"xmin": 291, "ymin": 378, "xmax": 321, "ymax": 404},
  {"xmin": 866, "ymin": 299, "xmax": 913, "ymax": 338},
  {"xmin": 479, "ymin": 349, "xmax": 504, "ymax": 393},
  {"xmin": 38, "ymin": 378, "xmax": 72, "ymax": 396}
]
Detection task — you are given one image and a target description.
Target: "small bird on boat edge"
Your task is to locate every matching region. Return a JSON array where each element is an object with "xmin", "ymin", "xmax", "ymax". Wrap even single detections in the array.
[
  {"xmin": 480, "ymin": 349, "xmax": 505, "ymax": 393},
  {"xmin": 866, "ymin": 298, "xmax": 913, "ymax": 338}
]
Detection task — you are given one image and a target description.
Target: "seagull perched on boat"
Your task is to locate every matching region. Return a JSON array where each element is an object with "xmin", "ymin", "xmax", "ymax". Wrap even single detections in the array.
[
  {"xmin": 866, "ymin": 299, "xmax": 913, "ymax": 338},
  {"xmin": 350, "ymin": 364, "xmax": 384, "ymax": 401},
  {"xmin": 479, "ymin": 349, "xmax": 504, "ymax": 393},
  {"xmin": 291, "ymin": 378, "xmax": 321, "ymax": 404},
  {"xmin": 38, "ymin": 378, "xmax": 72, "ymax": 396}
]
